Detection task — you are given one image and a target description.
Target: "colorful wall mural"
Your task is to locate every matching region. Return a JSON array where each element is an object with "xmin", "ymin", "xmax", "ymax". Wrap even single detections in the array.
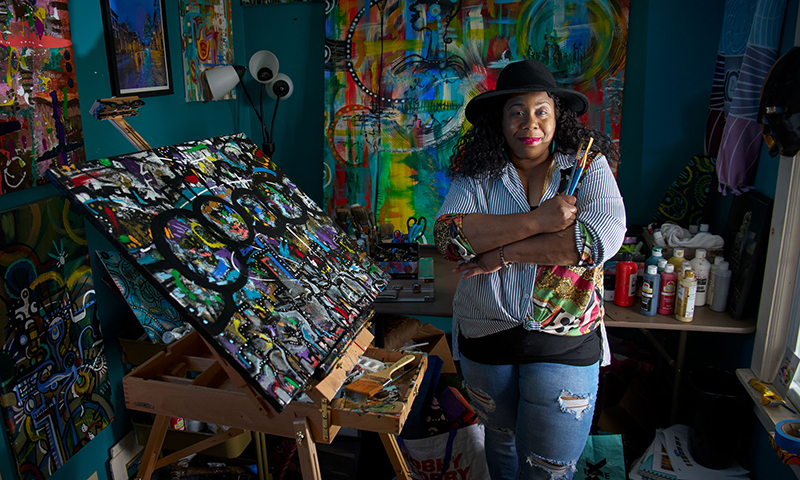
[
  {"xmin": 180, "ymin": 0, "xmax": 235, "ymax": 102},
  {"xmin": 46, "ymin": 134, "xmax": 388, "ymax": 412},
  {"xmin": 0, "ymin": 0, "xmax": 86, "ymax": 195},
  {"xmin": 0, "ymin": 196, "xmax": 114, "ymax": 480},
  {"xmin": 324, "ymin": 0, "xmax": 629, "ymax": 228}
]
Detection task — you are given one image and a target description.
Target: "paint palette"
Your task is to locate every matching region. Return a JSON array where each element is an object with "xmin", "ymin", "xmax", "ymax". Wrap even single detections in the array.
[{"xmin": 46, "ymin": 133, "xmax": 389, "ymax": 412}]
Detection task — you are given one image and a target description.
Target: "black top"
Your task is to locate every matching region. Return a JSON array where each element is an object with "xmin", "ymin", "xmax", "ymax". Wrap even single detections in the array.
[{"xmin": 458, "ymin": 325, "xmax": 602, "ymax": 366}]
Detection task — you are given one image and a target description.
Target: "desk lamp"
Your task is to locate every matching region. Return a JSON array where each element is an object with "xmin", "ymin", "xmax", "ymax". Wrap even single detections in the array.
[{"xmin": 204, "ymin": 50, "xmax": 294, "ymax": 157}]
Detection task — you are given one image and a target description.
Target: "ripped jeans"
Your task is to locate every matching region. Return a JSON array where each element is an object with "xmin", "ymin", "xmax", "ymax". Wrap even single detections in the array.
[{"xmin": 459, "ymin": 356, "xmax": 599, "ymax": 480}]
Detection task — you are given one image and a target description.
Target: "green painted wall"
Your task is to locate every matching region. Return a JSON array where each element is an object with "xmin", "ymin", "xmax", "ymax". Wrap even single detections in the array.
[{"xmin": 0, "ymin": 1, "xmax": 796, "ymax": 479}]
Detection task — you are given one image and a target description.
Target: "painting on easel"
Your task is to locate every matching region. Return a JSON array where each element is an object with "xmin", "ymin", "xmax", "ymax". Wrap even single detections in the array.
[
  {"xmin": 46, "ymin": 134, "xmax": 389, "ymax": 412},
  {"xmin": 0, "ymin": 196, "xmax": 114, "ymax": 479}
]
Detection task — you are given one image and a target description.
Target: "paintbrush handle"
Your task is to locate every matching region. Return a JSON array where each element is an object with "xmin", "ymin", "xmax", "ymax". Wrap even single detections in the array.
[{"xmin": 369, "ymin": 354, "xmax": 415, "ymax": 382}]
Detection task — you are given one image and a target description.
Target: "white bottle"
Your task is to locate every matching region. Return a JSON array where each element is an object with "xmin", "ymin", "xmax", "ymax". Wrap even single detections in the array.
[
  {"xmin": 710, "ymin": 262, "xmax": 731, "ymax": 312},
  {"xmin": 653, "ymin": 230, "xmax": 667, "ymax": 247},
  {"xmin": 657, "ymin": 258, "xmax": 668, "ymax": 273},
  {"xmin": 707, "ymin": 256, "xmax": 725, "ymax": 305},
  {"xmin": 689, "ymin": 224, "xmax": 699, "ymax": 236},
  {"xmin": 690, "ymin": 249, "xmax": 711, "ymax": 306}
]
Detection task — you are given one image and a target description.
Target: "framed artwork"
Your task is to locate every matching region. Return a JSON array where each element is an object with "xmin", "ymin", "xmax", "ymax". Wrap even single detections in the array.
[
  {"xmin": 723, "ymin": 190, "xmax": 773, "ymax": 320},
  {"xmin": 323, "ymin": 0, "xmax": 630, "ymax": 228},
  {"xmin": 0, "ymin": 0, "xmax": 86, "ymax": 195},
  {"xmin": 180, "ymin": 0, "xmax": 235, "ymax": 102},
  {"xmin": 0, "ymin": 196, "xmax": 114, "ymax": 479},
  {"xmin": 100, "ymin": 0, "xmax": 173, "ymax": 97},
  {"xmin": 46, "ymin": 134, "xmax": 388, "ymax": 412}
]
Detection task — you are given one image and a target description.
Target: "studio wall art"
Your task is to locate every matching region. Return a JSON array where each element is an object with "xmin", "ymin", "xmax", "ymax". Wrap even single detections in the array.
[
  {"xmin": 0, "ymin": 196, "xmax": 114, "ymax": 480},
  {"xmin": 180, "ymin": 0, "xmax": 235, "ymax": 102},
  {"xmin": 97, "ymin": 250, "xmax": 186, "ymax": 344},
  {"xmin": 46, "ymin": 134, "xmax": 388, "ymax": 412},
  {"xmin": 323, "ymin": 0, "xmax": 629, "ymax": 228},
  {"xmin": 0, "ymin": 0, "xmax": 86, "ymax": 195}
]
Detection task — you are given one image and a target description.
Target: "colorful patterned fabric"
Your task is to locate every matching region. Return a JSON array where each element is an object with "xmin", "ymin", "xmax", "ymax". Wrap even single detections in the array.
[
  {"xmin": 705, "ymin": 0, "xmax": 787, "ymax": 194},
  {"xmin": 434, "ymin": 213, "xmax": 477, "ymax": 262},
  {"xmin": 651, "ymin": 156, "xmax": 716, "ymax": 229},
  {"xmin": 527, "ymin": 265, "xmax": 604, "ymax": 336}
]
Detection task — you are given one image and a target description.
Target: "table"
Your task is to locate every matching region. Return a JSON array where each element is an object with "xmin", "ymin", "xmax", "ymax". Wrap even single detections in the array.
[{"xmin": 373, "ymin": 249, "xmax": 757, "ymax": 424}]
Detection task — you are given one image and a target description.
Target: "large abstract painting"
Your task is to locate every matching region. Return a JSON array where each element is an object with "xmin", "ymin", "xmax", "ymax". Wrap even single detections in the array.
[
  {"xmin": 46, "ymin": 134, "xmax": 388, "ymax": 412},
  {"xmin": 97, "ymin": 250, "xmax": 186, "ymax": 344},
  {"xmin": 180, "ymin": 0, "xmax": 235, "ymax": 102},
  {"xmin": 0, "ymin": 0, "xmax": 86, "ymax": 195},
  {"xmin": 324, "ymin": 0, "xmax": 629, "ymax": 227},
  {"xmin": 0, "ymin": 196, "xmax": 114, "ymax": 480}
]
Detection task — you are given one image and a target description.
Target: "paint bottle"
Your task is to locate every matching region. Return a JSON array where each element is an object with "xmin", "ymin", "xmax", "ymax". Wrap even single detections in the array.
[
  {"xmin": 640, "ymin": 265, "xmax": 660, "ymax": 316},
  {"xmin": 680, "ymin": 260, "xmax": 693, "ymax": 279},
  {"xmin": 707, "ymin": 256, "xmax": 725, "ymax": 305},
  {"xmin": 614, "ymin": 253, "xmax": 638, "ymax": 307},
  {"xmin": 653, "ymin": 230, "xmax": 667, "ymax": 247},
  {"xmin": 699, "ymin": 223, "xmax": 710, "ymax": 234},
  {"xmin": 603, "ymin": 263, "xmax": 616, "ymax": 302},
  {"xmin": 657, "ymin": 258, "xmax": 668, "ymax": 274},
  {"xmin": 690, "ymin": 248, "xmax": 711, "ymax": 306},
  {"xmin": 689, "ymin": 224, "xmax": 699, "ymax": 236},
  {"xmin": 667, "ymin": 248, "xmax": 686, "ymax": 270},
  {"xmin": 710, "ymin": 261, "xmax": 731, "ymax": 312},
  {"xmin": 657, "ymin": 264, "xmax": 678, "ymax": 315},
  {"xmin": 646, "ymin": 247, "xmax": 663, "ymax": 270},
  {"xmin": 675, "ymin": 270, "xmax": 698, "ymax": 323}
]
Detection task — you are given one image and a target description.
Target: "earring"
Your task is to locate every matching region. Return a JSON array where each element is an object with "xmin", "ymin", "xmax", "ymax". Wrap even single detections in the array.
[{"xmin": 550, "ymin": 140, "xmax": 556, "ymax": 154}]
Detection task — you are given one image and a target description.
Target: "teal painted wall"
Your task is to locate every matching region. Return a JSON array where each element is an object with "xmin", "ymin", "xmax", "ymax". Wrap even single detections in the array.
[{"xmin": 0, "ymin": 1, "xmax": 797, "ymax": 479}]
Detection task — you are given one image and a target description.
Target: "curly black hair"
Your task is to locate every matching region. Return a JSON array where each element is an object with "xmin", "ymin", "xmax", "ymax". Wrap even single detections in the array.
[{"xmin": 449, "ymin": 95, "xmax": 618, "ymax": 179}]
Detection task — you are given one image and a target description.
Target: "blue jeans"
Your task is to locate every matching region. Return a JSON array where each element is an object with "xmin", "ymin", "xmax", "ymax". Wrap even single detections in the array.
[{"xmin": 459, "ymin": 356, "xmax": 599, "ymax": 480}]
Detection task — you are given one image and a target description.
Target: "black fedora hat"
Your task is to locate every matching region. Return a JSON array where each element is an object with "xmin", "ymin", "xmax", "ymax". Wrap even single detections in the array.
[{"xmin": 465, "ymin": 60, "xmax": 589, "ymax": 123}]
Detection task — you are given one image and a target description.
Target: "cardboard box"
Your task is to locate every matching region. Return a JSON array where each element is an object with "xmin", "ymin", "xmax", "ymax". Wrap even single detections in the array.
[{"xmin": 409, "ymin": 323, "xmax": 457, "ymax": 374}]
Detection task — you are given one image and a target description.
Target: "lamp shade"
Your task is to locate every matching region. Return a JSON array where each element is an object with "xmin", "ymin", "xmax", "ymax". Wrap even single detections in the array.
[
  {"xmin": 268, "ymin": 73, "xmax": 294, "ymax": 100},
  {"xmin": 204, "ymin": 65, "xmax": 245, "ymax": 101},
  {"xmin": 249, "ymin": 50, "xmax": 280, "ymax": 85}
]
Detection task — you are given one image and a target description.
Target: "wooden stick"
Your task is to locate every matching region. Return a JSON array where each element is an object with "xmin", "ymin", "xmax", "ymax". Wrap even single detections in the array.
[
  {"xmin": 138, "ymin": 414, "xmax": 170, "ymax": 480},
  {"xmin": 379, "ymin": 433, "xmax": 412, "ymax": 480},
  {"xmin": 293, "ymin": 417, "xmax": 322, "ymax": 480},
  {"xmin": 154, "ymin": 428, "xmax": 246, "ymax": 470}
]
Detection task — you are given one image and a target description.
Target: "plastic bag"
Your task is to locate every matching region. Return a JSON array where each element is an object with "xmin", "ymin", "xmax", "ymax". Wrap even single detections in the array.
[
  {"xmin": 574, "ymin": 433, "xmax": 626, "ymax": 480},
  {"xmin": 396, "ymin": 423, "xmax": 489, "ymax": 480}
]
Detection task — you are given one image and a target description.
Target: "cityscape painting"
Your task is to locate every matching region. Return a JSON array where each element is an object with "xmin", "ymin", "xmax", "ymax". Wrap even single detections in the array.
[{"xmin": 100, "ymin": 0, "xmax": 173, "ymax": 97}]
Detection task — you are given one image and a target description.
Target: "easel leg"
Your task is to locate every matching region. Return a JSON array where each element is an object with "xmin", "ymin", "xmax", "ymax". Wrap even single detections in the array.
[
  {"xmin": 293, "ymin": 417, "xmax": 322, "ymax": 480},
  {"xmin": 254, "ymin": 431, "xmax": 273, "ymax": 480},
  {"xmin": 379, "ymin": 433, "xmax": 412, "ymax": 480},
  {"xmin": 137, "ymin": 414, "xmax": 170, "ymax": 480}
]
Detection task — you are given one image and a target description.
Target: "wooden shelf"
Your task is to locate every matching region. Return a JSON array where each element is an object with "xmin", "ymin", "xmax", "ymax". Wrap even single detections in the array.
[{"xmin": 604, "ymin": 300, "xmax": 756, "ymax": 334}]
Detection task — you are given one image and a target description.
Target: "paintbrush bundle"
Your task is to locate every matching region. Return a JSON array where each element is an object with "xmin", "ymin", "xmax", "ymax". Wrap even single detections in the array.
[
  {"xmin": 565, "ymin": 137, "xmax": 594, "ymax": 196},
  {"xmin": 90, "ymin": 97, "xmax": 146, "ymax": 120},
  {"xmin": 344, "ymin": 354, "xmax": 415, "ymax": 396}
]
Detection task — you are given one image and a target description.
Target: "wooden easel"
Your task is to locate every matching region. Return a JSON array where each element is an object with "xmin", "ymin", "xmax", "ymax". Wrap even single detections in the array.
[{"xmin": 123, "ymin": 322, "xmax": 427, "ymax": 480}]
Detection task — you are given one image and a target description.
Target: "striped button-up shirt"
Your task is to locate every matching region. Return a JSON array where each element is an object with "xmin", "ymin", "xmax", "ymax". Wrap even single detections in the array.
[{"xmin": 436, "ymin": 152, "xmax": 626, "ymax": 347}]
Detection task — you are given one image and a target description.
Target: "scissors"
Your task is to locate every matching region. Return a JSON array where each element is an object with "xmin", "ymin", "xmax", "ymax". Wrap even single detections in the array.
[
  {"xmin": 392, "ymin": 230, "xmax": 406, "ymax": 243},
  {"xmin": 406, "ymin": 216, "xmax": 427, "ymax": 243}
]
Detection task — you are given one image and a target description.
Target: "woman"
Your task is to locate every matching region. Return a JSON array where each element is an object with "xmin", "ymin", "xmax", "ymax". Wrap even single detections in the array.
[{"xmin": 434, "ymin": 59, "xmax": 626, "ymax": 480}]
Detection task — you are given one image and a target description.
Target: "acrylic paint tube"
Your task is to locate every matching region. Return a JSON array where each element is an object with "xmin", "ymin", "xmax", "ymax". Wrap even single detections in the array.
[
  {"xmin": 614, "ymin": 253, "xmax": 638, "ymax": 307},
  {"xmin": 710, "ymin": 261, "xmax": 731, "ymax": 312},
  {"xmin": 707, "ymin": 256, "xmax": 725, "ymax": 305},
  {"xmin": 690, "ymin": 249, "xmax": 711, "ymax": 306},
  {"xmin": 675, "ymin": 270, "xmax": 698, "ymax": 323},
  {"xmin": 640, "ymin": 265, "xmax": 660, "ymax": 316},
  {"xmin": 657, "ymin": 263, "xmax": 678, "ymax": 315}
]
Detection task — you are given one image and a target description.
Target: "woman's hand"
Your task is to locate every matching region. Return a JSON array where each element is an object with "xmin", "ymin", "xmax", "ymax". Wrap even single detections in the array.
[
  {"xmin": 453, "ymin": 249, "xmax": 504, "ymax": 278},
  {"xmin": 532, "ymin": 195, "xmax": 577, "ymax": 234}
]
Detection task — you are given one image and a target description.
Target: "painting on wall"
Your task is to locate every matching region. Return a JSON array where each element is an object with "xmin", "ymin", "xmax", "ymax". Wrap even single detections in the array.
[
  {"xmin": 180, "ymin": 0, "xmax": 235, "ymax": 102},
  {"xmin": 97, "ymin": 250, "xmax": 187, "ymax": 344},
  {"xmin": 46, "ymin": 134, "xmax": 388, "ymax": 412},
  {"xmin": 100, "ymin": 0, "xmax": 173, "ymax": 97},
  {"xmin": 0, "ymin": 196, "xmax": 114, "ymax": 479},
  {"xmin": 0, "ymin": 0, "xmax": 86, "ymax": 195},
  {"xmin": 323, "ymin": 0, "xmax": 629, "ymax": 229}
]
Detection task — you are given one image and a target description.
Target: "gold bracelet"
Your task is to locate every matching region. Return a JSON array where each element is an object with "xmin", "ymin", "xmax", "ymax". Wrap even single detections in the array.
[{"xmin": 499, "ymin": 245, "xmax": 511, "ymax": 268}]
